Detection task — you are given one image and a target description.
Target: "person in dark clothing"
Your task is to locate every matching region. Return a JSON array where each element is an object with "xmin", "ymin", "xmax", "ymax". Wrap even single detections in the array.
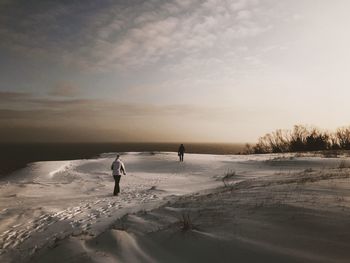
[
  {"xmin": 111, "ymin": 155, "xmax": 126, "ymax": 196},
  {"xmin": 178, "ymin": 144, "xmax": 185, "ymax": 162}
]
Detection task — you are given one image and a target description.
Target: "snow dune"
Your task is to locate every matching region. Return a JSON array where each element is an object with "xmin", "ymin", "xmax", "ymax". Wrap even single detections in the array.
[
  {"xmin": 0, "ymin": 152, "xmax": 345, "ymax": 262},
  {"xmin": 0, "ymin": 152, "xmax": 254, "ymax": 260}
]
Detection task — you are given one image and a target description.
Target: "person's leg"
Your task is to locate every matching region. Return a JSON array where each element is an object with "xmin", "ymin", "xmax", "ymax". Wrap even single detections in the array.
[
  {"xmin": 116, "ymin": 175, "xmax": 121, "ymax": 194},
  {"xmin": 113, "ymin": 175, "xmax": 121, "ymax": 195},
  {"xmin": 181, "ymin": 153, "xmax": 184, "ymax": 162},
  {"xmin": 113, "ymin": 176, "xmax": 117, "ymax": 195}
]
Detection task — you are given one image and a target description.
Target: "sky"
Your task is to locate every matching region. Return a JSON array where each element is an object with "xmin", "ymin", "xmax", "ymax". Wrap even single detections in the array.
[{"xmin": 1, "ymin": 0, "xmax": 350, "ymax": 143}]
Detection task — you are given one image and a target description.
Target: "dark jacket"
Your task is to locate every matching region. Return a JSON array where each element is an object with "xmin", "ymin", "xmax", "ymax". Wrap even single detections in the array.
[{"xmin": 178, "ymin": 145, "xmax": 185, "ymax": 154}]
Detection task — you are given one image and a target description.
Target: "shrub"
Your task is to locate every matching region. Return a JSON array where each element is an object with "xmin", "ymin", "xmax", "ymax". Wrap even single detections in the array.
[
  {"xmin": 336, "ymin": 127, "xmax": 350, "ymax": 149},
  {"xmin": 251, "ymin": 125, "xmax": 350, "ymax": 154}
]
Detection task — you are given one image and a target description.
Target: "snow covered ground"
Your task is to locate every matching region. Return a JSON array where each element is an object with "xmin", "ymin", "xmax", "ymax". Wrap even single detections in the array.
[{"xmin": 0, "ymin": 152, "xmax": 349, "ymax": 262}]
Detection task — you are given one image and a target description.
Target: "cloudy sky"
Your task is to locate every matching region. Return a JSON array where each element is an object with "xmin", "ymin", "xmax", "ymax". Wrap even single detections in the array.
[{"xmin": 1, "ymin": 0, "xmax": 350, "ymax": 143}]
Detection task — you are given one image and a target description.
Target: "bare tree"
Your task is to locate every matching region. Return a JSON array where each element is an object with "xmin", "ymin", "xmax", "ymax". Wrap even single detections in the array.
[{"xmin": 336, "ymin": 127, "xmax": 350, "ymax": 149}]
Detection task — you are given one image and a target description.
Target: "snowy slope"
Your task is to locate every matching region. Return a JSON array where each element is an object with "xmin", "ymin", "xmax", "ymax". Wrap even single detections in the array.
[{"xmin": 0, "ymin": 152, "xmax": 342, "ymax": 262}]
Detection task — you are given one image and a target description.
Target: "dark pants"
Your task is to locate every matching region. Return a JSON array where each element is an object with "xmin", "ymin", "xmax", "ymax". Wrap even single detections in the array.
[
  {"xmin": 113, "ymin": 175, "xmax": 121, "ymax": 195},
  {"xmin": 179, "ymin": 153, "xmax": 184, "ymax": 162}
]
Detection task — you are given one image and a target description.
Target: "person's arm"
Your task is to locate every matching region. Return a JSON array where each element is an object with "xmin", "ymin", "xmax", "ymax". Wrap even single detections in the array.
[
  {"xmin": 121, "ymin": 162, "xmax": 126, "ymax": 175},
  {"xmin": 111, "ymin": 162, "xmax": 114, "ymax": 170}
]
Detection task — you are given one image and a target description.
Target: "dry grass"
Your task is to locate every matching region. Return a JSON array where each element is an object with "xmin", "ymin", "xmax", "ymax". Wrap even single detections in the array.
[
  {"xmin": 304, "ymin": 168, "xmax": 313, "ymax": 173},
  {"xmin": 322, "ymin": 151, "xmax": 340, "ymax": 158},
  {"xmin": 178, "ymin": 213, "xmax": 198, "ymax": 232},
  {"xmin": 222, "ymin": 170, "xmax": 236, "ymax": 187},
  {"xmin": 338, "ymin": 160, "xmax": 350, "ymax": 169}
]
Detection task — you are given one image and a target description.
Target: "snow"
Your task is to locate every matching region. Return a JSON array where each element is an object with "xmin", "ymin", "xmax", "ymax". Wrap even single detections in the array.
[
  {"xmin": 0, "ymin": 152, "xmax": 246, "ymax": 259},
  {"xmin": 0, "ymin": 152, "xmax": 347, "ymax": 262}
]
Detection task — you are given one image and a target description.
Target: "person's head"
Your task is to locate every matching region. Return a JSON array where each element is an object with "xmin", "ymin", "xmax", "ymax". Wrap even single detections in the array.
[{"xmin": 116, "ymin": 154, "xmax": 120, "ymax": 159}]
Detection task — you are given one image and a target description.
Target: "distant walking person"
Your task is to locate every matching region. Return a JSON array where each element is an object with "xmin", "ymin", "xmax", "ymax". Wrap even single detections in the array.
[
  {"xmin": 178, "ymin": 144, "xmax": 185, "ymax": 162},
  {"xmin": 111, "ymin": 155, "xmax": 126, "ymax": 196}
]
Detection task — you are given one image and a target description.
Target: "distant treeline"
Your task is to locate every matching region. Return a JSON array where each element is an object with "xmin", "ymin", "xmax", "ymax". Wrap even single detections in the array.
[{"xmin": 247, "ymin": 125, "xmax": 350, "ymax": 154}]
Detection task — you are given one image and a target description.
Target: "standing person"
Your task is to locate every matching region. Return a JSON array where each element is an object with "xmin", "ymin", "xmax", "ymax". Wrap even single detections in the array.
[
  {"xmin": 178, "ymin": 144, "xmax": 185, "ymax": 162},
  {"xmin": 110, "ymin": 155, "xmax": 126, "ymax": 196}
]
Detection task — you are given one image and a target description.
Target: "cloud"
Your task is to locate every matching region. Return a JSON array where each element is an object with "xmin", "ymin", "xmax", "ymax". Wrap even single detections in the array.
[
  {"xmin": 50, "ymin": 82, "xmax": 80, "ymax": 97},
  {"xmin": 0, "ymin": 0, "xmax": 276, "ymax": 72},
  {"xmin": 0, "ymin": 93, "xmax": 232, "ymax": 121},
  {"xmin": 0, "ymin": 91, "xmax": 245, "ymax": 142},
  {"xmin": 0, "ymin": 123, "xmax": 132, "ymax": 143},
  {"xmin": 0, "ymin": 91, "xmax": 32, "ymax": 101},
  {"xmin": 236, "ymin": 10, "xmax": 252, "ymax": 20}
]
